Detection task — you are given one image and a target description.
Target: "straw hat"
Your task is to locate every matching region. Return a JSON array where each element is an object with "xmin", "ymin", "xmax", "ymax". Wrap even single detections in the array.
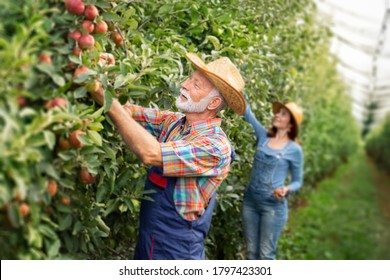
[
  {"xmin": 185, "ymin": 53, "xmax": 246, "ymax": 115},
  {"xmin": 272, "ymin": 101, "xmax": 303, "ymax": 137}
]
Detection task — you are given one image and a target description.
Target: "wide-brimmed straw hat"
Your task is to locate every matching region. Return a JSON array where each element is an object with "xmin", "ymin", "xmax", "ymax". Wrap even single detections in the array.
[
  {"xmin": 272, "ymin": 101, "xmax": 304, "ymax": 138},
  {"xmin": 185, "ymin": 53, "xmax": 246, "ymax": 115}
]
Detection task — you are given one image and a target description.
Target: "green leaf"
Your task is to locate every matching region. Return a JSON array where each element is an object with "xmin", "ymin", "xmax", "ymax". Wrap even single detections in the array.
[
  {"xmin": 158, "ymin": 4, "xmax": 172, "ymax": 15},
  {"xmin": 72, "ymin": 221, "xmax": 83, "ymax": 235},
  {"xmin": 68, "ymin": 55, "xmax": 81, "ymax": 64},
  {"xmin": 124, "ymin": 198, "xmax": 134, "ymax": 212},
  {"xmin": 39, "ymin": 225, "xmax": 58, "ymax": 240},
  {"xmin": 47, "ymin": 239, "xmax": 61, "ymax": 258},
  {"xmin": 103, "ymin": 199, "xmax": 120, "ymax": 216},
  {"xmin": 75, "ymin": 134, "xmax": 91, "ymax": 146},
  {"xmin": 73, "ymin": 69, "xmax": 97, "ymax": 84},
  {"xmin": 103, "ymin": 89, "xmax": 114, "ymax": 113},
  {"xmin": 96, "ymin": 0, "xmax": 112, "ymax": 9},
  {"xmin": 86, "ymin": 122, "xmax": 103, "ymax": 131},
  {"xmin": 116, "ymin": 169, "xmax": 133, "ymax": 188},
  {"xmin": 51, "ymin": 74, "xmax": 66, "ymax": 87},
  {"xmin": 58, "ymin": 214, "xmax": 72, "ymax": 231},
  {"xmin": 74, "ymin": 86, "xmax": 87, "ymax": 99},
  {"xmin": 36, "ymin": 64, "xmax": 55, "ymax": 77},
  {"xmin": 87, "ymin": 130, "xmax": 102, "ymax": 146},
  {"xmin": 206, "ymin": 35, "xmax": 221, "ymax": 50},
  {"xmin": 95, "ymin": 215, "xmax": 110, "ymax": 234},
  {"xmin": 129, "ymin": 90, "xmax": 146, "ymax": 97},
  {"xmin": 96, "ymin": 183, "xmax": 108, "ymax": 203},
  {"xmin": 102, "ymin": 12, "xmax": 121, "ymax": 22},
  {"xmin": 7, "ymin": 204, "xmax": 19, "ymax": 227},
  {"xmin": 126, "ymin": 18, "xmax": 138, "ymax": 31},
  {"xmin": 89, "ymin": 106, "xmax": 105, "ymax": 119},
  {"xmin": 44, "ymin": 130, "xmax": 56, "ymax": 150},
  {"xmin": 123, "ymin": 7, "xmax": 136, "ymax": 19},
  {"xmin": 27, "ymin": 224, "xmax": 42, "ymax": 248},
  {"xmin": 101, "ymin": 145, "xmax": 116, "ymax": 159},
  {"xmin": 114, "ymin": 73, "xmax": 136, "ymax": 89}
]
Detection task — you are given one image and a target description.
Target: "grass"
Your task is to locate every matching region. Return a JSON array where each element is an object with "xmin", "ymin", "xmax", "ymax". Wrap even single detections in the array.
[{"xmin": 278, "ymin": 149, "xmax": 390, "ymax": 260}]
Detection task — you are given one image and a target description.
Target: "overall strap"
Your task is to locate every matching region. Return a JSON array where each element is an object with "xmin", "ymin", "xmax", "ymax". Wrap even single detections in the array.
[{"xmin": 163, "ymin": 117, "xmax": 183, "ymax": 142}]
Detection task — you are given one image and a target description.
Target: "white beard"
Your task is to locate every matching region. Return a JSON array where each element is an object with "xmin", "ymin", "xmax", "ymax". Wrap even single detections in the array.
[{"xmin": 175, "ymin": 88, "xmax": 211, "ymax": 113}]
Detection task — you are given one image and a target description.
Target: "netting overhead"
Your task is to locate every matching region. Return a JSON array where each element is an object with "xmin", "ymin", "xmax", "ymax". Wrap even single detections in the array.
[{"xmin": 316, "ymin": 0, "xmax": 390, "ymax": 132}]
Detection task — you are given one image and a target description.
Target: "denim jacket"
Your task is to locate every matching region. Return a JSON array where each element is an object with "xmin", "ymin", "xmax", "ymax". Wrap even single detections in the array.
[{"xmin": 244, "ymin": 104, "xmax": 303, "ymax": 195}]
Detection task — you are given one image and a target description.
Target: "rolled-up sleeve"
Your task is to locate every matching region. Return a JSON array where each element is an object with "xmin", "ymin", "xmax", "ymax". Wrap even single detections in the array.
[
  {"xmin": 161, "ymin": 136, "xmax": 231, "ymax": 177},
  {"xmin": 124, "ymin": 104, "xmax": 174, "ymax": 138}
]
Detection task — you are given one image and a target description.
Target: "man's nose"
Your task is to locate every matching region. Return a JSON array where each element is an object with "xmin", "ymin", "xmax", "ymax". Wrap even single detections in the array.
[{"xmin": 181, "ymin": 78, "xmax": 195, "ymax": 89}]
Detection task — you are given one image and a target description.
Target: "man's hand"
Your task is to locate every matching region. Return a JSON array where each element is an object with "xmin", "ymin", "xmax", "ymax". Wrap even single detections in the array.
[
  {"xmin": 86, "ymin": 86, "xmax": 163, "ymax": 167},
  {"xmin": 87, "ymin": 81, "xmax": 104, "ymax": 105}
]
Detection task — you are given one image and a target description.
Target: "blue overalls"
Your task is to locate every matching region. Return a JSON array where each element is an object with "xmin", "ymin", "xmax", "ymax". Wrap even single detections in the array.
[
  {"xmin": 133, "ymin": 166, "xmax": 216, "ymax": 260},
  {"xmin": 242, "ymin": 138, "xmax": 289, "ymax": 260},
  {"xmin": 133, "ymin": 116, "xmax": 235, "ymax": 260}
]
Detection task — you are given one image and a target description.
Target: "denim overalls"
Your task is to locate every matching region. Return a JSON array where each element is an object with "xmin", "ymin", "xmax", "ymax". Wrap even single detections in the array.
[
  {"xmin": 133, "ymin": 166, "xmax": 216, "ymax": 260},
  {"xmin": 242, "ymin": 138, "xmax": 289, "ymax": 260}
]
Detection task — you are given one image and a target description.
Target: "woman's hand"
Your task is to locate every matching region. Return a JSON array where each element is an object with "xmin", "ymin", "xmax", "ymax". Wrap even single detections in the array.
[{"xmin": 273, "ymin": 186, "xmax": 290, "ymax": 199}]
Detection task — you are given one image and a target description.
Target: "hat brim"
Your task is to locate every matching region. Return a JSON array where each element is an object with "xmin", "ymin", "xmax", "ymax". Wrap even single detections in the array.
[
  {"xmin": 186, "ymin": 53, "xmax": 246, "ymax": 115},
  {"xmin": 272, "ymin": 101, "xmax": 299, "ymax": 137}
]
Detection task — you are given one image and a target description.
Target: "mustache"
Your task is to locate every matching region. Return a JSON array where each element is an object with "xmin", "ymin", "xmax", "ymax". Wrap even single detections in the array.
[{"xmin": 179, "ymin": 88, "xmax": 189, "ymax": 99}]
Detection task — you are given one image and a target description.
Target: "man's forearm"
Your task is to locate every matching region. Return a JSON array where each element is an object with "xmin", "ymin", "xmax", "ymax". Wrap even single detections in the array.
[{"xmin": 108, "ymin": 100, "xmax": 163, "ymax": 167}]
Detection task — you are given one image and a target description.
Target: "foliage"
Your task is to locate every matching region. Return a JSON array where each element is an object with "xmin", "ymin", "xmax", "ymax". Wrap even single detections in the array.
[
  {"xmin": 0, "ymin": 0, "xmax": 360, "ymax": 259},
  {"xmin": 278, "ymin": 151, "xmax": 390, "ymax": 260},
  {"xmin": 365, "ymin": 113, "xmax": 390, "ymax": 172}
]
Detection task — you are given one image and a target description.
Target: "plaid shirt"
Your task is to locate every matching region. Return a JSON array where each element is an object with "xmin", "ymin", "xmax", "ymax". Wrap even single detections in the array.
[{"xmin": 126, "ymin": 104, "xmax": 232, "ymax": 220}]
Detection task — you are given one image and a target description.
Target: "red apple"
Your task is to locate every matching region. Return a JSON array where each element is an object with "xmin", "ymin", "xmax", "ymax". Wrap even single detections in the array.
[
  {"xmin": 58, "ymin": 138, "xmax": 71, "ymax": 150},
  {"xmin": 80, "ymin": 167, "xmax": 95, "ymax": 184},
  {"xmin": 110, "ymin": 31, "xmax": 124, "ymax": 47},
  {"xmin": 39, "ymin": 53, "xmax": 52, "ymax": 64},
  {"xmin": 16, "ymin": 96, "xmax": 28, "ymax": 108},
  {"xmin": 94, "ymin": 20, "xmax": 108, "ymax": 33},
  {"xmin": 45, "ymin": 97, "xmax": 67, "ymax": 109},
  {"xmin": 78, "ymin": 34, "xmax": 95, "ymax": 50},
  {"xmin": 98, "ymin": 53, "xmax": 115, "ymax": 67},
  {"xmin": 19, "ymin": 203, "xmax": 30, "ymax": 217},
  {"xmin": 73, "ymin": 65, "xmax": 89, "ymax": 78},
  {"xmin": 84, "ymin": 5, "xmax": 99, "ymax": 20},
  {"xmin": 68, "ymin": 30, "xmax": 82, "ymax": 41},
  {"xmin": 81, "ymin": 20, "xmax": 94, "ymax": 34},
  {"xmin": 47, "ymin": 180, "xmax": 58, "ymax": 197},
  {"xmin": 65, "ymin": 0, "xmax": 85, "ymax": 15},
  {"xmin": 61, "ymin": 196, "xmax": 71, "ymax": 205},
  {"xmin": 69, "ymin": 130, "xmax": 85, "ymax": 148},
  {"xmin": 52, "ymin": 97, "xmax": 67, "ymax": 108},
  {"xmin": 73, "ymin": 45, "xmax": 81, "ymax": 56}
]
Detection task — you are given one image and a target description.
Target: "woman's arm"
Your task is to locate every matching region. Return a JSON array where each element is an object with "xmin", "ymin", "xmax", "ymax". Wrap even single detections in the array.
[
  {"xmin": 287, "ymin": 145, "xmax": 304, "ymax": 192},
  {"xmin": 243, "ymin": 102, "xmax": 268, "ymax": 143}
]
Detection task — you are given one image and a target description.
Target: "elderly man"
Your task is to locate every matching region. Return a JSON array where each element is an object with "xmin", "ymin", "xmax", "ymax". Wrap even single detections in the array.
[{"xmin": 90, "ymin": 53, "xmax": 245, "ymax": 260}]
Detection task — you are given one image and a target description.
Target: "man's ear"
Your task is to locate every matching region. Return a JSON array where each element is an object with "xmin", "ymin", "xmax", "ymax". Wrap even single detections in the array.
[{"xmin": 207, "ymin": 97, "xmax": 222, "ymax": 111}]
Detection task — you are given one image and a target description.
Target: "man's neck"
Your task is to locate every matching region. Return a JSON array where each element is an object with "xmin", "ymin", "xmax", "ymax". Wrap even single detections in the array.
[{"xmin": 183, "ymin": 111, "xmax": 217, "ymax": 128}]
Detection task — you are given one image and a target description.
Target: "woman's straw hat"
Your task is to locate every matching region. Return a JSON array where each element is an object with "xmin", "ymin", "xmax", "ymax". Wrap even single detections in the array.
[
  {"xmin": 185, "ymin": 53, "xmax": 246, "ymax": 115},
  {"xmin": 272, "ymin": 101, "xmax": 304, "ymax": 137}
]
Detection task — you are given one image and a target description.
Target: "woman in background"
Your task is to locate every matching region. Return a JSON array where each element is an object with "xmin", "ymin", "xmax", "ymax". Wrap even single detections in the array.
[{"xmin": 242, "ymin": 100, "xmax": 304, "ymax": 260}]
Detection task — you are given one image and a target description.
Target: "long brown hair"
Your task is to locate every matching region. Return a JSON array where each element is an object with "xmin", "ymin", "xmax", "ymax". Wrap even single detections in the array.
[{"xmin": 267, "ymin": 115, "xmax": 298, "ymax": 141}]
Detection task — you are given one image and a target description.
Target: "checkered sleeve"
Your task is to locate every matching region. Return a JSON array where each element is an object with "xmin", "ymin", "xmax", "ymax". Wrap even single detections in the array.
[
  {"xmin": 161, "ymin": 135, "xmax": 231, "ymax": 177},
  {"xmin": 124, "ymin": 104, "xmax": 174, "ymax": 138}
]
